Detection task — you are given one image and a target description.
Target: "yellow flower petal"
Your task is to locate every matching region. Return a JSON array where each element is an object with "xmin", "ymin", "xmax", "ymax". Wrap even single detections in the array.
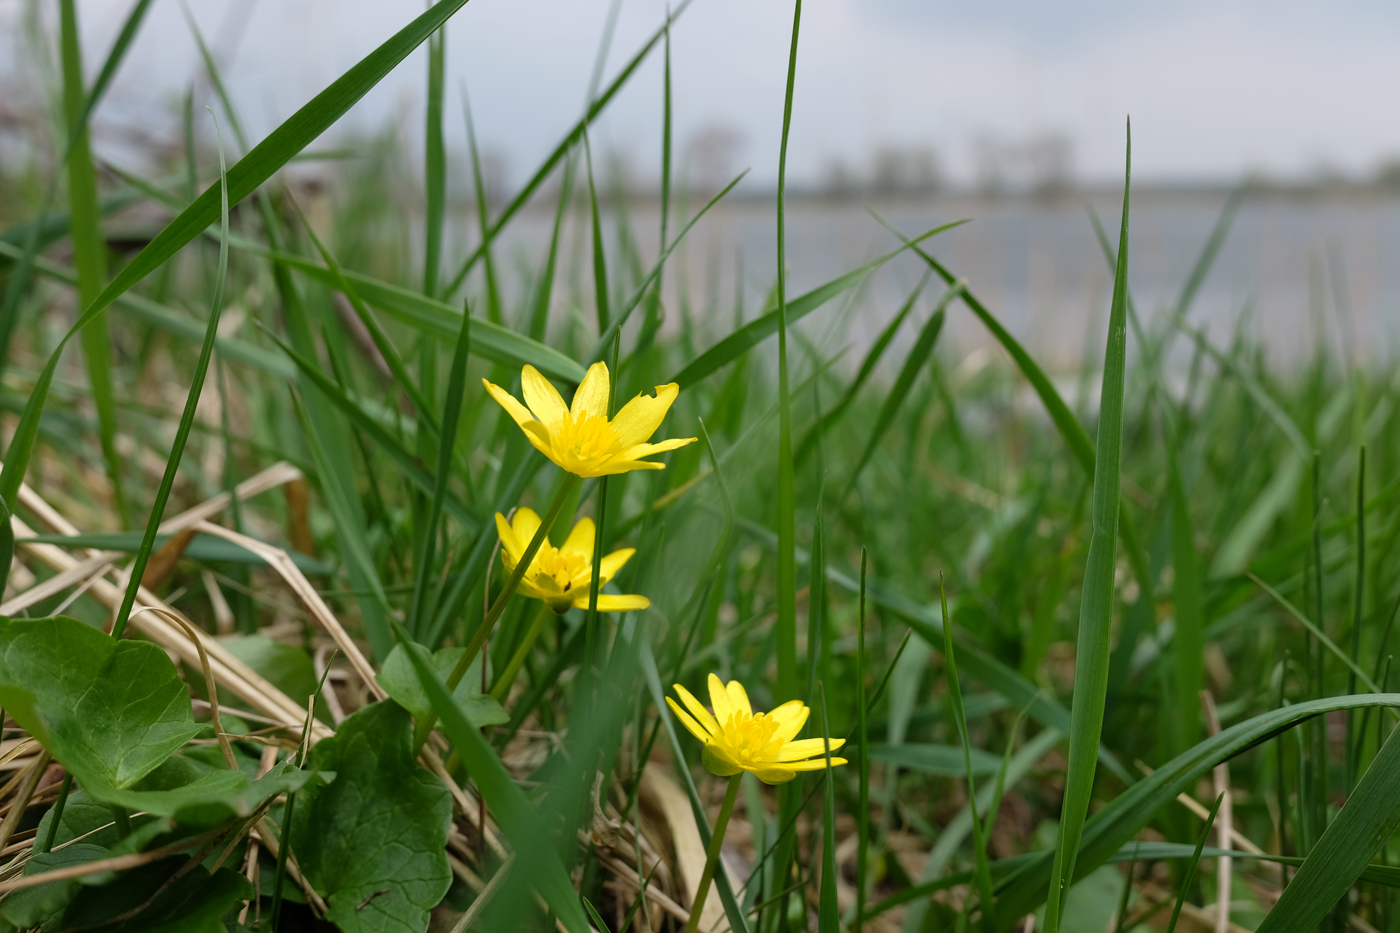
[
  {"xmin": 590, "ymin": 459, "xmax": 667, "ymax": 476},
  {"xmin": 576, "ymin": 593, "xmax": 650, "ymax": 612},
  {"xmin": 725, "ymin": 680, "xmax": 752, "ymax": 718},
  {"xmin": 559, "ymin": 517, "xmax": 595, "ymax": 561},
  {"xmin": 510, "ymin": 508, "xmax": 542, "ymax": 549},
  {"xmin": 570, "ymin": 361, "xmax": 611, "ymax": 420},
  {"xmin": 495, "ymin": 512, "xmax": 523, "ymax": 566},
  {"xmin": 666, "ymin": 698, "xmax": 711, "ymax": 745},
  {"xmin": 776, "ymin": 737, "xmax": 846, "ymax": 761},
  {"xmin": 616, "ymin": 437, "xmax": 698, "ymax": 462},
  {"xmin": 753, "ymin": 765, "xmax": 799, "ymax": 785},
  {"xmin": 674, "ymin": 684, "xmax": 720, "ymax": 736},
  {"xmin": 708, "ymin": 673, "xmax": 735, "ymax": 724},
  {"xmin": 520, "ymin": 421, "xmax": 556, "ymax": 459},
  {"xmin": 597, "ymin": 547, "xmax": 635, "ymax": 584},
  {"xmin": 520, "ymin": 365, "xmax": 569, "ymax": 426},
  {"xmin": 772, "ymin": 703, "xmax": 810, "ymax": 743},
  {"xmin": 780, "ymin": 757, "xmax": 848, "ymax": 772},
  {"xmin": 484, "ymin": 379, "xmax": 537, "ymax": 430},
  {"xmin": 610, "ymin": 383, "xmax": 680, "ymax": 448}
]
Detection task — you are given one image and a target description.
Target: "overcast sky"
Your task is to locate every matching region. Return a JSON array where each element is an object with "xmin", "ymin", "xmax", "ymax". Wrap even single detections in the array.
[{"xmin": 8, "ymin": 0, "xmax": 1400, "ymax": 191}]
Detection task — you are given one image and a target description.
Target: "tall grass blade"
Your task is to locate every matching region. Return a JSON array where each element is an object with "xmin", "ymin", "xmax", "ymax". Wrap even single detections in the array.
[
  {"xmin": 1257, "ymin": 720, "xmax": 1400, "ymax": 932},
  {"xmin": 1164, "ymin": 793, "xmax": 1223, "ymax": 933},
  {"xmin": 462, "ymin": 85, "xmax": 503, "ymax": 323},
  {"xmin": 672, "ymin": 221, "xmax": 963, "ymax": 388},
  {"xmin": 110, "ymin": 111, "xmax": 231, "ymax": 638},
  {"xmin": 59, "ymin": 0, "xmax": 127, "ymax": 528},
  {"xmin": 1043, "ymin": 122, "xmax": 1131, "ymax": 933},
  {"xmin": 0, "ymin": 0, "xmax": 473, "ymax": 511},
  {"xmin": 818, "ymin": 683, "xmax": 839, "ymax": 933},
  {"xmin": 424, "ymin": 24, "xmax": 446, "ymax": 298}
]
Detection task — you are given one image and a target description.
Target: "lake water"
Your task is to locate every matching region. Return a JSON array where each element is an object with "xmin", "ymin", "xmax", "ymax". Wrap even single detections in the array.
[{"xmin": 483, "ymin": 187, "xmax": 1400, "ymax": 372}]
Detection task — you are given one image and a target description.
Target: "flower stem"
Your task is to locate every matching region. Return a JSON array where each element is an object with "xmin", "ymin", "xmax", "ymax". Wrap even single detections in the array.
[
  {"xmin": 490, "ymin": 601, "xmax": 552, "ymax": 700},
  {"xmin": 684, "ymin": 774, "xmax": 741, "ymax": 933},
  {"xmin": 414, "ymin": 472, "xmax": 578, "ymax": 750}
]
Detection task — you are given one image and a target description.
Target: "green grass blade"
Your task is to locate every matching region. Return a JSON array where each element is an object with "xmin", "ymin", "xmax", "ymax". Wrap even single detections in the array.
[
  {"xmin": 0, "ymin": 0, "xmax": 472, "ymax": 511},
  {"xmin": 797, "ymin": 275, "xmax": 927, "ymax": 464},
  {"xmin": 940, "ymin": 576, "xmax": 995, "ymax": 929},
  {"xmin": 584, "ymin": 133, "xmax": 611, "ymax": 335},
  {"xmin": 462, "ymin": 84, "xmax": 503, "ymax": 323},
  {"xmin": 0, "ymin": 0, "xmax": 153, "ymax": 374},
  {"xmin": 1043, "ymin": 122, "xmax": 1131, "ymax": 933},
  {"xmin": 264, "ymin": 327, "xmax": 479, "ymax": 534},
  {"xmin": 528, "ymin": 151, "xmax": 576, "ymax": 342},
  {"xmin": 393, "ymin": 624, "xmax": 590, "ymax": 933},
  {"xmin": 671, "ymin": 220, "xmax": 964, "ymax": 388},
  {"xmin": 818, "ymin": 683, "xmax": 839, "ymax": 933},
  {"xmin": 110, "ymin": 111, "xmax": 232, "ymax": 638},
  {"xmin": 1257, "ymin": 718, "xmax": 1400, "ymax": 932},
  {"xmin": 1164, "ymin": 793, "xmax": 1223, "ymax": 933},
  {"xmin": 1168, "ymin": 440, "xmax": 1204, "ymax": 754},
  {"xmin": 409, "ymin": 310, "xmax": 469, "ymax": 639},
  {"xmin": 424, "ymin": 24, "xmax": 446, "ymax": 298},
  {"xmin": 60, "ymin": 0, "xmax": 126, "ymax": 529},
  {"xmin": 840, "ymin": 293, "xmax": 952, "ymax": 502},
  {"xmin": 441, "ymin": 3, "xmax": 689, "ymax": 299}
]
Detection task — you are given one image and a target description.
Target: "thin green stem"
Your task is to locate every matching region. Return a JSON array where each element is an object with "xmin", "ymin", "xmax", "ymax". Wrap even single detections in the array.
[
  {"xmin": 683, "ymin": 774, "xmax": 741, "ymax": 933},
  {"xmin": 40, "ymin": 773, "xmax": 73, "ymax": 854},
  {"xmin": 415, "ymin": 472, "xmax": 579, "ymax": 748},
  {"xmin": 491, "ymin": 601, "xmax": 552, "ymax": 700}
]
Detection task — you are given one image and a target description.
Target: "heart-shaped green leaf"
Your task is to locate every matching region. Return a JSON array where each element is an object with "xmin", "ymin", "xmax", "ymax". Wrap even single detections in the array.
[
  {"xmin": 377, "ymin": 643, "xmax": 508, "ymax": 727},
  {"xmin": 291, "ymin": 700, "xmax": 452, "ymax": 933},
  {"xmin": 0, "ymin": 616, "xmax": 202, "ymax": 794}
]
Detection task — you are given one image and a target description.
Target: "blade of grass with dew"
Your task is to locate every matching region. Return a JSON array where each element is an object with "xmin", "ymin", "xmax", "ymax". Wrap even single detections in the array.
[
  {"xmin": 59, "ymin": 0, "xmax": 127, "ymax": 529},
  {"xmin": 0, "ymin": 0, "xmax": 473, "ymax": 512},
  {"xmin": 672, "ymin": 220, "xmax": 964, "ymax": 389},
  {"xmin": 1163, "ymin": 792, "xmax": 1223, "ymax": 933},
  {"xmin": 440, "ymin": 2, "xmax": 690, "ymax": 299},
  {"xmin": 392, "ymin": 623, "xmax": 589, "ymax": 933},
  {"xmin": 840, "ymin": 295, "xmax": 951, "ymax": 503},
  {"xmin": 1042, "ymin": 122, "xmax": 1131, "ymax": 933},
  {"xmin": 0, "ymin": 0, "xmax": 154, "ymax": 378},
  {"xmin": 940, "ymin": 576, "xmax": 996, "ymax": 930},
  {"xmin": 108, "ymin": 111, "xmax": 231, "ymax": 638}
]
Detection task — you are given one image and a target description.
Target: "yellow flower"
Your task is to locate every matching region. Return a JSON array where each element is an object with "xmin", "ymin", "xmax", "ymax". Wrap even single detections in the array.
[
  {"xmin": 483, "ymin": 362, "xmax": 696, "ymax": 477},
  {"xmin": 496, "ymin": 508, "xmax": 650, "ymax": 615},
  {"xmin": 666, "ymin": 674, "xmax": 847, "ymax": 785}
]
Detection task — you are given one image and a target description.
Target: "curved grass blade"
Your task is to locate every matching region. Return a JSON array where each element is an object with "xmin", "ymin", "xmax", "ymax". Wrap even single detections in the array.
[
  {"xmin": 840, "ymin": 293, "xmax": 953, "ymax": 503},
  {"xmin": 991, "ymin": 693, "xmax": 1400, "ymax": 929},
  {"xmin": 264, "ymin": 327, "xmax": 479, "ymax": 534},
  {"xmin": 392, "ymin": 623, "xmax": 589, "ymax": 933},
  {"xmin": 1164, "ymin": 793, "xmax": 1222, "ymax": 933},
  {"xmin": 110, "ymin": 112, "xmax": 231, "ymax": 638},
  {"xmin": 671, "ymin": 220, "xmax": 965, "ymax": 389},
  {"xmin": 818, "ymin": 683, "xmax": 838, "ymax": 933},
  {"xmin": 1257, "ymin": 718, "xmax": 1400, "ymax": 932}
]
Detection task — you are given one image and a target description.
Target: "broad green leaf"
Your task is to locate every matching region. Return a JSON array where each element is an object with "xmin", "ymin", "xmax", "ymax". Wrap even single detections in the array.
[
  {"xmin": 866, "ymin": 743, "xmax": 1002, "ymax": 776},
  {"xmin": 0, "ymin": 616, "xmax": 202, "ymax": 792},
  {"xmin": 392, "ymin": 627, "xmax": 590, "ymax": 933},
  {"xmin": 670, "ymin": 220, "xmax": 966, "ymax": 389},
  {"xmin": 85, "ymin": 756, "xmax": 315, "ymax": 823},
  {"xmin": 53, "ymin": 863, "xmax": 251, "ymax": 933},
  {"xmin": 219, "ymin": 635, "xmax": 319, "ymax": 713},
  {"xmin": 377, "ymin": 643, "xmax": 508, "ymax": 726},
  {"xmin": 291, "ymin": 701, "xmax": 452, "ymax": 933},
  {"xmin": 1256, "ymin": 722, "xmax": 1400, "ymax": 932}
]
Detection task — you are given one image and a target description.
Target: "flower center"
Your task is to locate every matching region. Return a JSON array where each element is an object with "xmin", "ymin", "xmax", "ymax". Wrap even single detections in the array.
[
  {"xmin": 532, "ymin": 543, "xmax": 589, "ymax": 591},
  {"xmin": 721, "ymin": 711, "xmax": 783, "ymax": 763},
  {"xmin": 550, "ymin": 412, "xmax": 621, "ymax": 464}
]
